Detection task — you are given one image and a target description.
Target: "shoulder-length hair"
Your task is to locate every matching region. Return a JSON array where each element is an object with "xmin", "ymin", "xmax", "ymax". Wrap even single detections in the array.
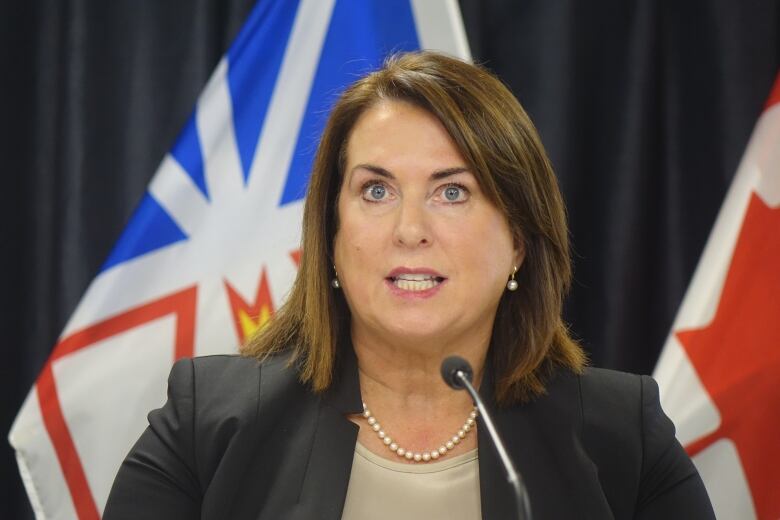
[{"xmin": 243, "ymin": 51, "xmax": 585, "ymax": 405}]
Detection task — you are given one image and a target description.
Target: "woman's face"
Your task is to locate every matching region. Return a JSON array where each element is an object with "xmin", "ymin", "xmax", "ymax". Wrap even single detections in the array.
[{"xmin": 334, "ymin": 100, "xmax": 521, "ymax": 349}]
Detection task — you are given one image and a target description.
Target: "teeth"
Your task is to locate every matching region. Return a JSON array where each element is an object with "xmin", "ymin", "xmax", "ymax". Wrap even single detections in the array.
[
  {"xmin": 395, "ymin": 274, "xmax": 436, "ymax": 281},
  {"xmin": 394, "ymin": 279, "xmax": 439, "ymax": 291}
]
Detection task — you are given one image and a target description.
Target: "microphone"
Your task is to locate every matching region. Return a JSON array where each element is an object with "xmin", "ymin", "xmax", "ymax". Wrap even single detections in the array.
[{"xmin": 441, "ymin": 356, "xmax": 532, "ymax": 520}]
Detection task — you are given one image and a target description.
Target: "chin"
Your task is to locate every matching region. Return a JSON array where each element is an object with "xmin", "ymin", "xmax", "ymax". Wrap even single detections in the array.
[{"xmin": 382, "ymin": 316, "xmax": 452, "ymax": 342}]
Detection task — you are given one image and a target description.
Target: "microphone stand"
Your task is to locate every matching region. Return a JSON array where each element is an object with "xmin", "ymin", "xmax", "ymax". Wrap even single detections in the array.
[{"xmin": 453, "ymin": 368, "xmax": 532, "ymax": 520}]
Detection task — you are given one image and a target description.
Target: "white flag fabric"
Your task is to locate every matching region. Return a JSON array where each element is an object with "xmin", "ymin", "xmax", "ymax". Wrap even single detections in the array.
[
  {"xmin": 654, "ymin": 73, "xmax": 780, "ymax": 520},
  {"xmin": 9, "ymin": 1, "xmax": 470, "ymax": 518}
]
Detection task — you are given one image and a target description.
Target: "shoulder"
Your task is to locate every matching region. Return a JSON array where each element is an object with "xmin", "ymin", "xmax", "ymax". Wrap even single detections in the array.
[
  {"xmin": 177, "ymin": 352, "xmax": 293, "ymax": 382},
  {"xmin": 576, "ymin": 367, "xmax": 673, "ymax": 459},
  {"xmin": 155, "ymin": 353, "xmax": 308, "ymax": 482},
  {"xmin": 157, "ymin": 353, "xmax": 305, "ymax": 447},
  {"xmin": 575, "ymin": 368, "xmax": 648, "ymax": 483},
  {"xmin": 571, "ymin": 367, "xmax": 712, "ymax": 517},
  {"xmin": 539, "ymin": 366, "xmax": 645, "ymax": 428},
  {"xmin": 539, "ymin": 366, "xmax": 647, "ymax": 467},
  {"xmin": 577, "ymin": 367, "xmax": 645, "ymax": 433},
  {"xmin": 105, "ymin": 353, "xmax": 310, "ymax": 517},
  {"xmin": 170, "ymin": 352, "xmax": 301, "ymax": 390},
  {"xmin": 578, "ymin": 365, "xmax": 643, "ymax": 401},
  {"xmin": 165, "ymin": 353, "xmax": 302, "ymax": 422}
]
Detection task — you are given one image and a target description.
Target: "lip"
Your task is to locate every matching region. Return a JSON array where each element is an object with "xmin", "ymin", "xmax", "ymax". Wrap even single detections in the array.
[
  {"xmin": 385, "ymin": 266, "xmax": 447, "ymax": 299},
  {"xmin": 386, "ymin": 266, "xmax": 446, "ymax": 279}
]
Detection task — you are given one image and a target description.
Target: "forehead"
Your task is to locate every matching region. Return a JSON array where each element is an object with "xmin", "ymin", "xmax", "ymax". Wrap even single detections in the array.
[{"xmin": 344, "ymin": 100, "xmax": 467, "ymax": 170}]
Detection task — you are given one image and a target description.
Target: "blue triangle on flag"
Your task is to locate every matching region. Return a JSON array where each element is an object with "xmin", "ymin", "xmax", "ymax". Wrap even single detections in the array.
[
  {"xmin": 101, "ymin": 193, "xmax": 188, "ymax": 271},
  {"xmin": 279, "ymin": 0, "xmax": 420, "ymax": 206},
  {"xmin": 228, "ymin": 0, "xmax": 301, "ymax": 185},
  {"xmin": 170, "ymin": 113, "xmax": 208, "ymax": 199}
]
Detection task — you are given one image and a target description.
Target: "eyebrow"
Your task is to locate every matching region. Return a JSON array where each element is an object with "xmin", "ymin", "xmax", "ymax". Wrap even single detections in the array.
[{"xmin": 350, "ymin": 163, "xmax": 472, "ymax": 181}]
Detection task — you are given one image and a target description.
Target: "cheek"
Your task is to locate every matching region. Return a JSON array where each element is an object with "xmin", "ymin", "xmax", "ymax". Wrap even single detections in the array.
[
  {"xmin": 337, "ymin": 204, "xmax": 390, "ymax": 260},
  {"xmin": 340, "ymin": 229, "xmax": 370, "ymax": 260},
  {"xmin": 444, "ymin": 215, "xmax": 515, "ymax": 282},
  {"xmin": 334, "ymin": 217, "xmax": 376, "ymax": 276},
  {"xmin": 334, "ymin": 200, "xmax": 362, "ymax": 266}
]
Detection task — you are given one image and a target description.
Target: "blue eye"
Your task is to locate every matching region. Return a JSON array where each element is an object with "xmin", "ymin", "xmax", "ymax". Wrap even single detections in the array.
[
  {"xmin": 444, "ymin": 186, "xmax": 460, "ymax": 201},
  {"xmin": 363, "ymin": 183, "xmax": 387, "ymax": 201},
  {"xmin": 442, "ymin": 184, "xmax": 468, "ymax": 202}
]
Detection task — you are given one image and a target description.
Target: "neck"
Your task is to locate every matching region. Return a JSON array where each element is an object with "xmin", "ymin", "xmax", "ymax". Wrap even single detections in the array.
[
  {"xmin": 351, "ymin": 323, "xmax": 489, "ymax": 415},
  {"xmin": 349, "ymin": 325, "xmax": 489, "ymax": 459}
]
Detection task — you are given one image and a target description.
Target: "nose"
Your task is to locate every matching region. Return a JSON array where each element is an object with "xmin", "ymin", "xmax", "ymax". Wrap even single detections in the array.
[{"xmin": 393, "ymin": 199, "xmax": 432, "ymax": 248}]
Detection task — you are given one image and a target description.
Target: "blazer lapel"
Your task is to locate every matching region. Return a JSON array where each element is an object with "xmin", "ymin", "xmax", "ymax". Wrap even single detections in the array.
[{"xmin": 296, "ymin": 346, "xmax": 363, "ymax": 520}]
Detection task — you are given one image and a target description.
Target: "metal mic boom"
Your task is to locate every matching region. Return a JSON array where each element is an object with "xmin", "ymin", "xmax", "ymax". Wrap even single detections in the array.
[{"xmin": 440, "ymin": 356, "xmax": 532, "ymax": 520}]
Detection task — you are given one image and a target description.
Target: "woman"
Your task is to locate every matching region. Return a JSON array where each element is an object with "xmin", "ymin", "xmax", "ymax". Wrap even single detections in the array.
[{"xmin": 104, "ymin": 52, "xmax": 714, "ymax": 519}]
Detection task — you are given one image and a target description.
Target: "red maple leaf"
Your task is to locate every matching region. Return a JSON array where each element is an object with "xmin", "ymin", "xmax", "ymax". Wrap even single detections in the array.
[{"xmin": 677, "ymin": 193, "xmax": 780, "ymax": 520}]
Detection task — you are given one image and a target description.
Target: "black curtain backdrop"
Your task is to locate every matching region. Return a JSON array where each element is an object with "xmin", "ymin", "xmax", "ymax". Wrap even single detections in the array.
[{"xmin": 2, "ymin": 1, "xmax": 777, "ymax": 518}]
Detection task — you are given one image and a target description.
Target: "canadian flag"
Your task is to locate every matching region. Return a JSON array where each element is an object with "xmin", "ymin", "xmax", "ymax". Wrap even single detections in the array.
[{"xmin": 654, "ymin": 73, "xmax": 780, "ymax": 520}]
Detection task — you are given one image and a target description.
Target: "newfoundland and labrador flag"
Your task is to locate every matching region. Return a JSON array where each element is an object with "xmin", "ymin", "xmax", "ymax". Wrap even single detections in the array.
[
  {"xmin": 654, "ymin": 73, "xmax": 780, "ymax": 520},
  {"xmin": 8, "ymin": 1, "xmax": 470, "ymax": 518}
]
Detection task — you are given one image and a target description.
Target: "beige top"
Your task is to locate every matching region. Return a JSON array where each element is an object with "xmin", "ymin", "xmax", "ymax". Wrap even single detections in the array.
[{"xmin": 341, "ymin": 443, "xmax": 481, "ymax": 520}]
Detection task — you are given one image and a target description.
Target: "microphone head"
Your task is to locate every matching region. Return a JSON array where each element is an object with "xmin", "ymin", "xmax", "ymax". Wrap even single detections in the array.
[{"xmin": 441, "ymin": 356, "xmax": 473, "ymax": 390}]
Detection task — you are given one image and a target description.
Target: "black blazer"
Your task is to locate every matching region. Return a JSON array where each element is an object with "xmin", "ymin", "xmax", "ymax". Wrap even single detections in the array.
[{"xmin": 104, "ymin": 350, "xmax": 714, "ymax": 519}]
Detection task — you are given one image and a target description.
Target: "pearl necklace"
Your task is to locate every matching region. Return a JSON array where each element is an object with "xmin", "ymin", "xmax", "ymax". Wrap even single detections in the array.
[{"xmin": 362, "ymin": 402, "xmax": 478, "ymax": 462}]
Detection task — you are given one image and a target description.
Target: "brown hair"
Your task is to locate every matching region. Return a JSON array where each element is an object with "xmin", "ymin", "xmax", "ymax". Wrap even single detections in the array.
[{"xmin": 243, "ymin": 51, "xmax": 585, "ymax": 404}]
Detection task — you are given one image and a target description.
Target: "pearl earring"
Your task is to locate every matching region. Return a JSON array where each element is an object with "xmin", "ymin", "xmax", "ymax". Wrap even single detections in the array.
[
  {"xmin": 331, "ymin": 265, "xmax": 340, "ymax": 289},
  {"xmin": 506, "ymin": 266, "xmax": 518, "ymax": 291}
]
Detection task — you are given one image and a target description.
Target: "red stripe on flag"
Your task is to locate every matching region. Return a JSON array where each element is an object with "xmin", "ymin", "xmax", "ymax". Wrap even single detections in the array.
[
  {"xmin": 37, "ymin": 286, "xmax": 198, "ymax": 519},
  {"xmin": 50, "ymin": 286, "xmax": 197, "ymax": 361},
  {"xmin": 37, "ymin": 363, "xmax": 100, "ymax": 520},
  {"xmin": 764, "ymin": 72, "xmax": 780, "ymax": 110}
]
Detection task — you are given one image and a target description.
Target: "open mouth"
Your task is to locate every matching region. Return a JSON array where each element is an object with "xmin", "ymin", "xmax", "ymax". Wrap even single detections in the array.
[{"xmin": 387, "ymin": 274, "xmax": 446, "ymax": 292}]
